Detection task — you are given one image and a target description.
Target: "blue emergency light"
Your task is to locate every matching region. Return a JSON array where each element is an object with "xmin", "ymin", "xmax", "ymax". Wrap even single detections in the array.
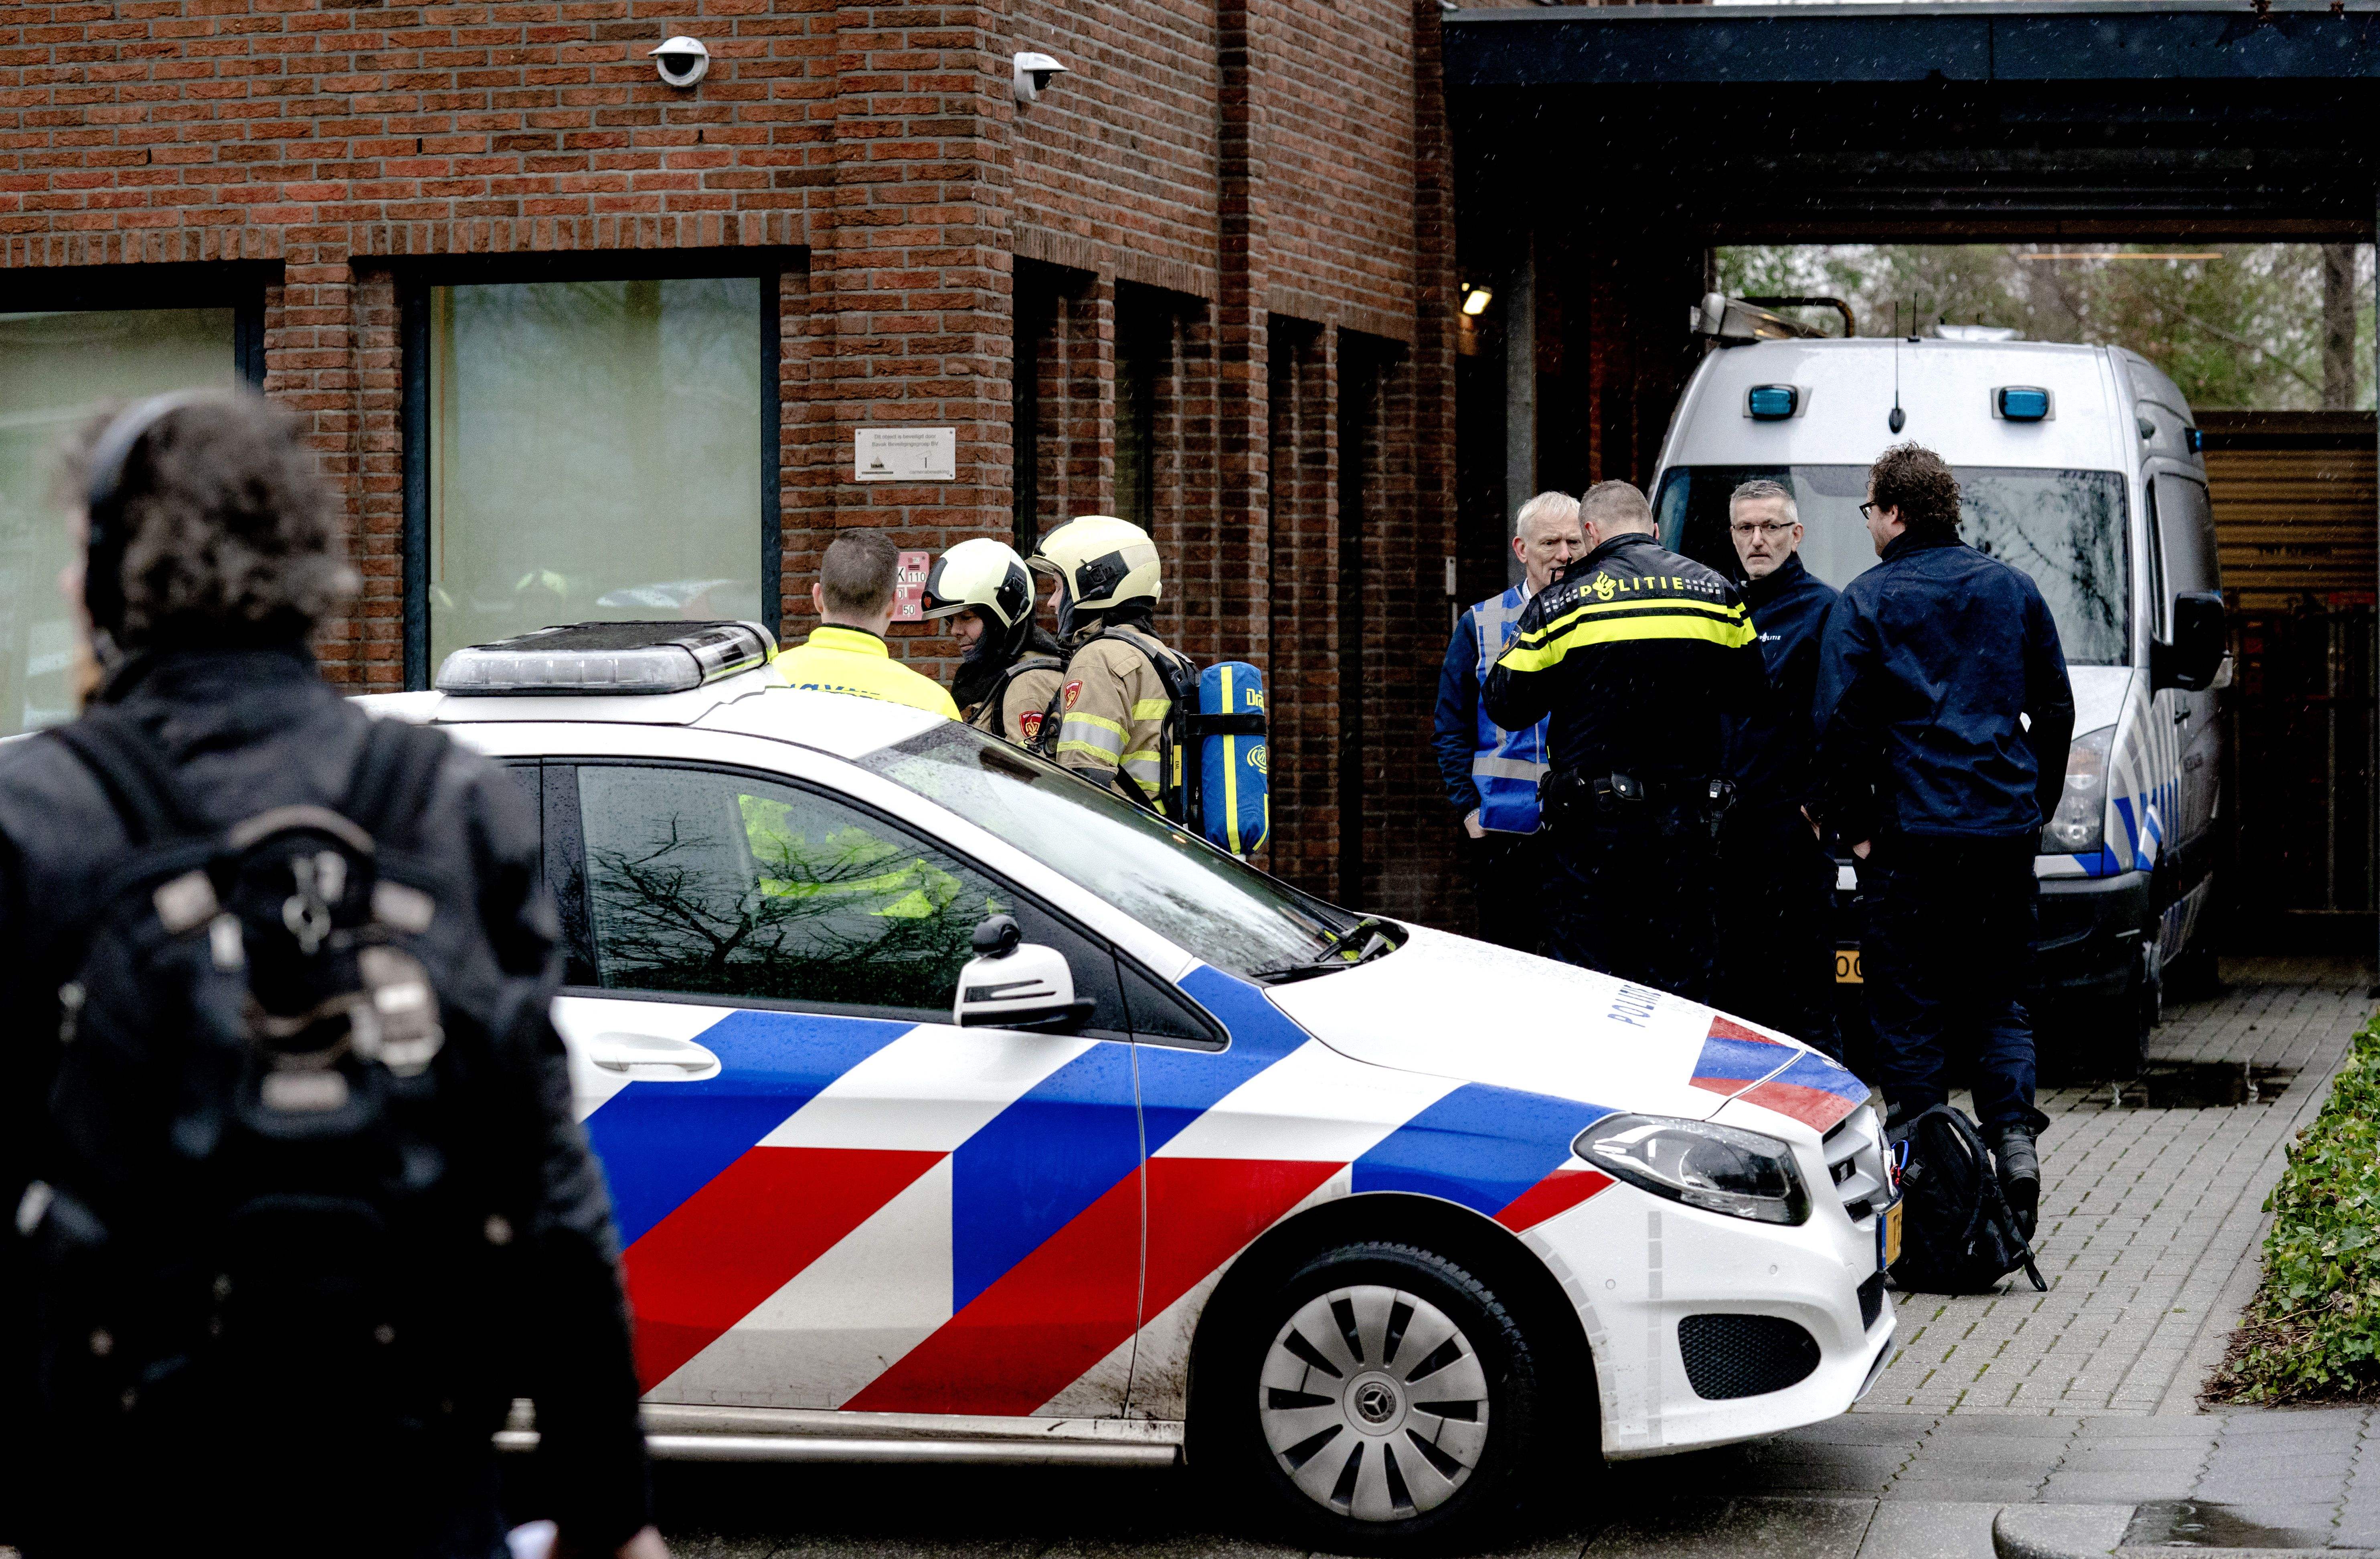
[
  {"xmin": 1746, "ymin": 385, "xmax": 1798, "ymax": 420},
  {"xmin": 1996, "ymin": 386, "xmax": 2051, "ymax": 421},
  {"xmin": 2185, "ymin": 425, "xmax": 2204, "ymax": 454}
]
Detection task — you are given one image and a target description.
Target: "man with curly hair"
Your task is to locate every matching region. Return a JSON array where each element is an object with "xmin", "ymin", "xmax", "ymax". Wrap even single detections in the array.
[
  {"xmin": 1813, "ymin": 443, "xmax": 2075, "ymax": 1234},
  {"xmin": 0, "ymin": 390, "xmax": 665, "ymax": 1559}
]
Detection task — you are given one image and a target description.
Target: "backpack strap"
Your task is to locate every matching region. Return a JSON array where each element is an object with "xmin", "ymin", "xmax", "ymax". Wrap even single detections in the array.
[
  {"xmin": 1938, "ymin": 1107, "xmax": 2048, "ymax": 1292},
  {"xmin": 343, "ymin": 719, "xmax": 453, "ymax": 849},
  {"xmin": 47, "ymin": 707, "xmax": 201, "ymax": 847}
]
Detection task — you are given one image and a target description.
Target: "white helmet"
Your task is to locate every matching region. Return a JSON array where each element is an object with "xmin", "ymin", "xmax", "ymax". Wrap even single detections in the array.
[
  {"xmin": 921, "ymin": 537, "xmax": 1035, "ymax": 630},
  {"xmin": 1030, "ymin": 514, "xmax": 1162, "ymax": 617}
]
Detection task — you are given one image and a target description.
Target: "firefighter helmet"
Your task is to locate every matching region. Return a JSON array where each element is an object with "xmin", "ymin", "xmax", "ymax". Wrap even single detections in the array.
[
  {"xmin": 921, "ymin": 537, "xmax": 1035, "ymax": 629},
  {"xmin": 1029, "ymin": 514, "xmax": 1162, "ymax": 616}
]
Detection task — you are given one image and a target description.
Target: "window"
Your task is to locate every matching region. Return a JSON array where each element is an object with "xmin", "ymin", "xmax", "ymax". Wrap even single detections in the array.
[
  {"xmin": 856, "ymin": 721, "xmax": 1357, "ymax": 980},
  {"xmin": 0, "ymin": 293, "xmax": 258, "ymax": 736},
  {"xmin": 417, "ymin": 274, "xmax": 769, "ymax": 677},
  {"xmin": 569, "ymin": 763, "xmax": 1125, "ymax": 1028},
  {"xmin": 1655, "ymin": 464, "xmax": 2132, "ymax": 666}
]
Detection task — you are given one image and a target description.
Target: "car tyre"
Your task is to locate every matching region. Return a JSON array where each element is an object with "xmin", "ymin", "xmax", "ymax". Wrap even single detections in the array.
[{"xmin": 1212, "ymin": 1240, "xmax": 1570, "ymax": 1557}]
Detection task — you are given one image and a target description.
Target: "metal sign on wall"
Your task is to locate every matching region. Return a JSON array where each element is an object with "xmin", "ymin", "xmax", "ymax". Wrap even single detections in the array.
[
  {"xmin": 892, "ymin": 550, "xmax": 932, "ymax": 622},
  {"xmin": 855, "ymin": 427, "xmax": 957, "ymax": 482}
]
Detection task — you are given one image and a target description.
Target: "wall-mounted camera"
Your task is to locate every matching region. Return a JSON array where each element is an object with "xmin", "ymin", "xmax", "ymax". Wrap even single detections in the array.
[
  {"xmin": 1012, "ymin": 51, "xmax": 1067, "ymax": 105},
  {"xmin": 650, "ymin": 36, "xmax": 710, "ymax": 89}
]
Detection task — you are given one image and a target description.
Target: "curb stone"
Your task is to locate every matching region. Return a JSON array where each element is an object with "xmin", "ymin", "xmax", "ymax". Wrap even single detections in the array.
[{"xmin": 1991, "ymin": 1505, "xmax": 2380, "ymax": 1559}]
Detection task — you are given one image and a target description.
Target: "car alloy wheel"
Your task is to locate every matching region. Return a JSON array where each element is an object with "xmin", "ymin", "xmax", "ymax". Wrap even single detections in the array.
[{"xmin": 1258, "ymin": 1283, "xmax": 1492, "ymax": 1521}]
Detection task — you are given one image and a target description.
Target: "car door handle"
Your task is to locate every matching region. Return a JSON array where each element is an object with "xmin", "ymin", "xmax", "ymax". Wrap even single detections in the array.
[{"xmin": 587, "ymin": 1031, "xmax": 721, "ymax": 1080}]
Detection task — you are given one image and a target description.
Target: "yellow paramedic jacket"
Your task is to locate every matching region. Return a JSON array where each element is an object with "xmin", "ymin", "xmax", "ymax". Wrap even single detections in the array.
[
  {"xmin": 1050, "ymin": 624, "xmax": 1177, "ymax": 809},
  {"xmin": 771, "ymin": 625, "xmax": 959, "ymax": 720}
]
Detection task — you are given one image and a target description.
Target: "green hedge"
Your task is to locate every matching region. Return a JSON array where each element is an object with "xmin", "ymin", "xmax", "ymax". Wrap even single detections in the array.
[{"xmin": 2212, "ymin": 1014, "xmax": 2380, "ymax": 1403}]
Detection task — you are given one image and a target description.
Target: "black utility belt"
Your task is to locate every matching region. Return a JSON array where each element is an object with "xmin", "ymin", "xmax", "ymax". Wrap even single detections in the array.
[{"xmin": 1539, "ymin": 768, "xmax": 1733, "ymax": 815}]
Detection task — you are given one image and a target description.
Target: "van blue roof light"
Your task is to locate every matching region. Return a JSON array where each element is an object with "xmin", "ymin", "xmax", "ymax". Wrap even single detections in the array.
[
  {"xmin": 1997, "ymin": 387, "xmax": 2051, "ymax": 421},
  {"xmin": 1746, "ymin": 385, "xmax": 1798, "ymax": 420}
]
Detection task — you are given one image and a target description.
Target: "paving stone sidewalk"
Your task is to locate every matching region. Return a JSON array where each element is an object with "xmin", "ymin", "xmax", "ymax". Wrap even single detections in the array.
[{"xmin": 1860, "ymin": 958, "xmax": 2374, "ymax": 1416}]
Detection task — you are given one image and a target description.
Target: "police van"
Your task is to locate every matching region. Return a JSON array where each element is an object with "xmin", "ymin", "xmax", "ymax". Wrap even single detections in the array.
[
  {"xmin": 362, "ymin": 620, "xmax": 1898, "ymax": 1553},
  {"xmin": 1651, "ymin": 300, "xmax": 2231, "ymax": 1074}
]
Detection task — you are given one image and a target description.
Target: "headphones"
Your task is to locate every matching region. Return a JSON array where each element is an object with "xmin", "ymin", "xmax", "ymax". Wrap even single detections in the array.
[{"xmin": 81, "ymin": 390, "xmax": 213, "ymax": 638}]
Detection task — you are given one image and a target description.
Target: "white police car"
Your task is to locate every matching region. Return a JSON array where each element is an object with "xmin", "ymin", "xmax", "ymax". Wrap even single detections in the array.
[{"xmin": 369, "ymin": 620, "xmax": 1897, "ymax": 1553}]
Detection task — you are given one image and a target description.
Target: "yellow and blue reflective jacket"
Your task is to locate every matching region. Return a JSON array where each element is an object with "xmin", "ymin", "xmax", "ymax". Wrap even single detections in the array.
[
  {"xmin": 771, "ymin": 625, "xmax": 959, "ymax": 720},
  {"xmin": 1483, "ymin": 531, "xmax": 1767, "ymax": 780}
]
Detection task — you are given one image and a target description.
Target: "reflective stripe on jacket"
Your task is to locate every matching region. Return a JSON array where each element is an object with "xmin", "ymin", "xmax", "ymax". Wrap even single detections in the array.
[
  {"xmin": 1469, "ymin": 586, "xmax": 1550, "ymax": 832},
  {"xmin": 771, "ymin": 625, "xmax": 959, "ymax": 720}
]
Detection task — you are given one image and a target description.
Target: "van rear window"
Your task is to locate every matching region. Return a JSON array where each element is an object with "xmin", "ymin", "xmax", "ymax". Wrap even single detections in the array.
[{"xmin": 1654, "ymin": 464, "xmax": 2131, "ymax": 666}]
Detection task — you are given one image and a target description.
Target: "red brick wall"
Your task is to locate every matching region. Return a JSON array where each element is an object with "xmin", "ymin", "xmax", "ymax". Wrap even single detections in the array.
[{"xmin": 0, "ymin": 0, "xmax": 1468, "ymax": 925}]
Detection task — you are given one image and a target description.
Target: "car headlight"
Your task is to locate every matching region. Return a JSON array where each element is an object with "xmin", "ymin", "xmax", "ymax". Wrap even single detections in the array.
[
  {"xmin": 1573, "ymin": 1114, "xmax": 1811, "ymax": 1226},
  {"xmin": 2042, "ymin": 724, "xmax": 2112, "ymax": 855}
]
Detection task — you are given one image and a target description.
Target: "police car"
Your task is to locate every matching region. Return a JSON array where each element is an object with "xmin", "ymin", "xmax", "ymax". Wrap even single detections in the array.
[{"xmin": 370, "ymin": 620, "xmax": 1897, "ymax": 1553}]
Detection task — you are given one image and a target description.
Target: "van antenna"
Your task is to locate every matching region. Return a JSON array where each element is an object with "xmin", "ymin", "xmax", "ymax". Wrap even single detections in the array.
[{"xmin": 1889, "ymin": 312, "xmax": 1907, "ymax": 435}]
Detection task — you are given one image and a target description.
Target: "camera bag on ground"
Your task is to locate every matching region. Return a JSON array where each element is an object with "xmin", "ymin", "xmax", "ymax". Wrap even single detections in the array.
[
  {"xmin": 21, "ymin": 706, "xmax": 546, "ymax": 1440},
  {"xmin": 1886, "ymin": 1103, "xmax": 2047, "ymax": 1295}
]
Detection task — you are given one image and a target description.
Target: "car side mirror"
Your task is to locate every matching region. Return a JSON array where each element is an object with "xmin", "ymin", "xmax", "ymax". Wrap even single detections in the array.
[
  {"xmin": 953, "ymin": 914, "xmax": 1092, "ymax": 1032},
  {"xmin": 2152, "ymin": 590, "xmax": 2226, "ymax": 693}
]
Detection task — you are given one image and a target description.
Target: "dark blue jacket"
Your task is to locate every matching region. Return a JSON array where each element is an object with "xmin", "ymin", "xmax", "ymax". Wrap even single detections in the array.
[
  {"xmin": 1813, "ymin": 529, "xmax": 2076, "ymax": 842},
  {"xmin": 1723, "ymin": 553, "xmax": 1840, "ymax": 818},
  {"xmin": 1433, "ymin": 603, "xmax": 1490, "ymax": 816}
]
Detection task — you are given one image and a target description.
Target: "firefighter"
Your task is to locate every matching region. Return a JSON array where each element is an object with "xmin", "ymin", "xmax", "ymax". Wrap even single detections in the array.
[
  {"xmin": 1483, "ymin": 480, "xmax": 1768, "ymax": 1000},
  {"xmin": 920, "ymin": 537, "xmax": 1065, "ymax": 747},
  {"xmin": 1028, "ymin": 514, "xmax": 1195, "ymax": 811}
]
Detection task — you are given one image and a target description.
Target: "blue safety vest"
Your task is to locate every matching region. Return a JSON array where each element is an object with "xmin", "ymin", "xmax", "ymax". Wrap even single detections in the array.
[{"xmin": 1471, "ymin": 585, "xmax": 1551, "ymax": 833}]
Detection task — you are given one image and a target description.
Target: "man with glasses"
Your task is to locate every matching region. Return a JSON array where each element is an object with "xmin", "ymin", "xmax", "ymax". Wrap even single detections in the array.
[
  {"xmin": 1815, "ymin": 444, "xmax": 2074, "ymax": 1235},
  {"xmin": 1715, "ymin": 480, "xmax": 1844, "ymax": 1059}
]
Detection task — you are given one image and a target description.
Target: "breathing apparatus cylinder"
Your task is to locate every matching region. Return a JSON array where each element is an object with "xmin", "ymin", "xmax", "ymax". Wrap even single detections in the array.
[{"xmin": 1188, "ymin": 661, "xmax": 1268, "ymax": 856}]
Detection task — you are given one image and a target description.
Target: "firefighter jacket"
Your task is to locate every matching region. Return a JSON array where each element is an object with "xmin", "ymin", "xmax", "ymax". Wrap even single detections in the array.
[
  {"xmin": 1483, "ymin": 531, "xmax": 1767, "ymax": 782},
  {"xmin": 771, "ymin": 624, "xmax": 959, "ymax": 720},
  {"xmin": 1431, "ymin": 584, "xmax": 1550, "ymax": 832},
  {"xmin": 1046, "ymin": 615, "xmax": 1181, "ymax": 809},
  {"xmin": 967, "ymin": 658, "xmax": 1064, "ymax": 748},
  {"xmin": 1812, "ymin": 526, "xmax": 2075, "ymax": 843},
  {"xmin": 1722, "ymin": 552, "xmax": 1841, "ymax": 821}
]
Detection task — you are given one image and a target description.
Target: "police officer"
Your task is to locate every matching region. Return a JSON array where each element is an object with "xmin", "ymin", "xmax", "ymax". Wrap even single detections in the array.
[
  {"xmin": 1432, "ymin": 491, "xmax": 1582, "ymax": 952},
  {"xmin": 1030, "ymin": 514, "xmax": 1195, "ymax": 810},
  {"xmin": 1716, "ymin": 479, "xmax": 1845, "ymax": 1058},
  {"xmin": 1483, "ymin": 480, "xmax": 1767, "ymax": 999},
  {"xmin": 1813, "ymin": 443, "xmax": 2074, "ymax": 1234},
  {"xmin": 921, "ymin": 537, "xmax": 1064, "ymax": 747},
  {"xmin": 772, "ymin": 531, "xmax": 960, "ymax": 719}
]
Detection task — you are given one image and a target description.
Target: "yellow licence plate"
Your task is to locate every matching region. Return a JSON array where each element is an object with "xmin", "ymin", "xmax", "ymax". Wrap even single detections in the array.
[
  {"xmin": 1835, "ymin": 947, "xmax": 1864, "ymax": 984},
  {"xmin": 1880, "ymin": 1198, "xmax": 1904, "ymax": 1270}
]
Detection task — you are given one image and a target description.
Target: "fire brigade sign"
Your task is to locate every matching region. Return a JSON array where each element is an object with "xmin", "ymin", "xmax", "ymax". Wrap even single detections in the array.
[{"xmin": 854, "ymin": 426, "xmax": 957, "ymax": 482}]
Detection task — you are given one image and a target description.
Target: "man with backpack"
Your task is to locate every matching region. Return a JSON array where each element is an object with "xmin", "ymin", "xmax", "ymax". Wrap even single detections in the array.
[
  {"xmin": 1815, "ymin": 442, "xmax": 2074, "ymax": 1249},
  {"xmin": 1029, "ymin": 514, "xmax": 1197, "ymax": 812},
  {"xmin": 0, "ymin": 390, "xmax": 664, "ymax": 1558}
]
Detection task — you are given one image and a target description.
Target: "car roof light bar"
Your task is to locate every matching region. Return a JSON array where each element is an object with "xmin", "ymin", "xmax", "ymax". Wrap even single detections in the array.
[{"xmin": 434, "ymin": 620, "xmax": 778, "ymax": 696}]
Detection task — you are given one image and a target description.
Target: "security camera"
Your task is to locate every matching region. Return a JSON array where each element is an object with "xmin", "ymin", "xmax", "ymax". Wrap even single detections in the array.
[
  {"xmin": 1012, "ymin": 51, "xmax": 1067, "ymax": 105},
  {"xmin": 650, "ymin": 36, "xmax": 709, "ymax": 88}
]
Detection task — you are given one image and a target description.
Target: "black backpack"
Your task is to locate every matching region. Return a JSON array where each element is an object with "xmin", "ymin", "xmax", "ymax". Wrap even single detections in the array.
[
  {"xmin": 22, "ymin": 707, "xmax": 546, "ymax": 1438},
  {"xmin": 1887, "ymin": 1104, "xmax": 2046, "ymax": 1295}
]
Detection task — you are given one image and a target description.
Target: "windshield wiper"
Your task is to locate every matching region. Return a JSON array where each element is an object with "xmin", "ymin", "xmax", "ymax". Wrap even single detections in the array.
[{"xmin": 1249, "ymin": 916, "xmax": 1404, "ymax": 983}]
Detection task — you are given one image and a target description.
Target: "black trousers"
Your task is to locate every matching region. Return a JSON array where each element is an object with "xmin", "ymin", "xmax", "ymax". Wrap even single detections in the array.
[
  {"xmin": 1715, "ymin": 805, "xmax": 1844, "ymax": 1059},
  {"xmin": 1464, "ymin": 830, "xmax": 1547, "ymax": 954},
  {"xmin": 1861, "ymin": 834, "xmax": 2050, "ymax": 1138},
  {"xmin": 1543, "ymin": 798, "xmax": 1717, "ymax": 1002}
]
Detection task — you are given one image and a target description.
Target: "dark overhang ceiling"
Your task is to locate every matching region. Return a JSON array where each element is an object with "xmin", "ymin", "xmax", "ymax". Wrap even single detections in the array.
[{"xmin": 1443, "ymin": 3, "xmax": 2380, "ymax": 241}]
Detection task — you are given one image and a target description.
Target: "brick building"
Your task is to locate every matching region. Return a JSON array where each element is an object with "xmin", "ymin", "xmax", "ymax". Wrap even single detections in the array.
[{"xmin": 0, "ymin": 0, "xmax": 1535, "ymax": 924}]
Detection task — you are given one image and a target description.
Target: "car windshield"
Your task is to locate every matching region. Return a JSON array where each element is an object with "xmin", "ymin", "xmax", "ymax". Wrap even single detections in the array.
[
  {"xmin": 1655, "ymin": 464, "xmax": 2131, "ymax": 666},
  {"xmin": 854, "ymin": 720, "xmax": 1359, "ymax": 980}
]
